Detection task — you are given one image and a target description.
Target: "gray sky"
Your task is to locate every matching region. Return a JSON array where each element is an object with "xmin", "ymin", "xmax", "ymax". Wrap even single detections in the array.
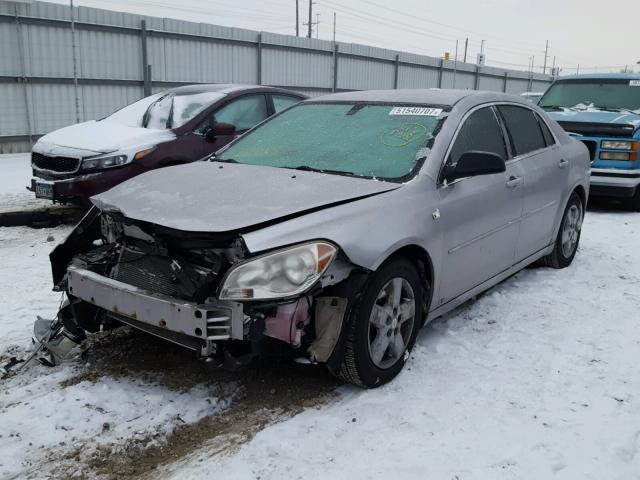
[{"xmin": 51, "ymin": 0, "xmax": 639, "ymax": 74}]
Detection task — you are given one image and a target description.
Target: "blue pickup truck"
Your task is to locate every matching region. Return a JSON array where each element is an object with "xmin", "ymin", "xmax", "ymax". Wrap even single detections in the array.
[{"xmin": 539, "ymin": 74, "xmax": 640, "ymax": 210}]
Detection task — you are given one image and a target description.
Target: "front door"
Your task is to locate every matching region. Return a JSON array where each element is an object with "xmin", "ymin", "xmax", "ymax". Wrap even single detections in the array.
[
  {"xmin": 193, "ymin": 94, "xmax": 270, "ymax": 158},
  {"xmin": 438, "ymin": 106, "xmax": 524, "ymax": 304}
]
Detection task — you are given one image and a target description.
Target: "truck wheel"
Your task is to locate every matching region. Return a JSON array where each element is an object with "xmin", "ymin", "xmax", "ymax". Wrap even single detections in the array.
[
  {"xmin": 335, "ymin": 258, "xmax": 422, "ymax": 388},
  {"xmin": 629, "ymin": 188, "xmax": 640, "ymax": 212},
  {"xmin": 538, "ymin": 192, "xmax": 583, "ymax": 269}
]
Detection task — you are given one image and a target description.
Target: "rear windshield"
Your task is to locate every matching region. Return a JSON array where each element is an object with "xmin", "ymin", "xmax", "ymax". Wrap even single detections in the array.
[
  {"xmin": 216, "ymin": 102, "xmax": 444, "ymax": 180},
  {"xmin": 539, "ymin": 79, "xmax": 640, "ymax": 111}
]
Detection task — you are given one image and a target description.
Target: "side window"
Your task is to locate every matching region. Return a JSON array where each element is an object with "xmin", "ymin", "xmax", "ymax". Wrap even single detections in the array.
[
  {"xmin": 535, "ymin": 112, "xmax": 556, "ymax": 147},
  {"xmin": 448, "ymin": 106, "xmax": 508, "ymax": 166},
  {"xmin": 273, "ymin": 95, "xmax": 300, "ymax": 113},
  {"xmin": 497, "ymin": 105, "xmax": 546, "ymax": 156},
  {"xmin": 197, "ymin": 95, "xmax": 268, "ymax": 134}
]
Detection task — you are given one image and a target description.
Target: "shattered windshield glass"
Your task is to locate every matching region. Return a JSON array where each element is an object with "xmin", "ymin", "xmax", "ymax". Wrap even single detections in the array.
[
  {"xmin": 142, "ymin": 91, "xmax": 224, "ymax": 129},
  {"xmin": 539, "ymin": 79, "xmax": 640, "ymax": 112},
  {"xmin": 217, "ymin": 103, "xmax": 443, "ymax": 180}
]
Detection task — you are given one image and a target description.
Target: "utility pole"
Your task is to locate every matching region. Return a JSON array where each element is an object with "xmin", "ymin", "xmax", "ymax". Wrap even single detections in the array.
[
  {"xmin": 552, "ymin": 55, "xmax": 556, "ymax": 75},
  {"xmin": 480, "ymin": 39, "xmax": 485, "ymax": 55},
  {"xmin": 543, "ymin": 40, "xmax": 549, "ymax": 74},
  {"xmin": 577, "ymin": 64, "xmax": 580, "ymax": 74},
  {"xmin": 70, "ymin": 0, "xmax": 80, "ymax": 124},
  {"xmin": 463, "ymin": 37, "xmax": 468, "ymax": 63},
  {"xmin": 453, "ymin": 40, "xmax": 458, "ymax": 88},
  {"xmin": 296, "ymin": 0, "xmax": 299, "ymax": 36},
  {"xmin": 333, "ymin": 12, "xmax": 336, "ymax": 43},
  {"xmin": 315, "ymin": 13, "xmax": 320, "ymax": 39},
  {"xmin": 307, "ymin": 0, "xmax": 312, "ymax": 38}
]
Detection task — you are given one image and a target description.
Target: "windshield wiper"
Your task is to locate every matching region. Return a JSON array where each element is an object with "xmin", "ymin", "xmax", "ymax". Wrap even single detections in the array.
[
  {"xmin": 212, "ymin": 157, "xmax": 240, "ymax": 164},
  {"xmin": 287, "ymin": 165, "xmax": 356, "ymax": 176},
  {"xmin": 593, "ymin": 106, "xmax": 639, "ymax": 114},
  {"xmin": 540, "ymin": 105, "xmax": 567, "ymax": 111}
]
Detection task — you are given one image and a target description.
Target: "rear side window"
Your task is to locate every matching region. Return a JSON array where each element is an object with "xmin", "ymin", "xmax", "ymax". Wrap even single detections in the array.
[
  {"xmin": 449, "ymin": 106, "xmax": 507, "ymax": 165},
  {"xmin": 535, "ymin": 113, "xmax": 556, "ymax": 147},
  {"xmin": 273, "ymin": 95, "xmax": 300, "ymax": 113},
  {"xmin": 497, "ymin": 105, "xmax": 546, "ymax": 155}
]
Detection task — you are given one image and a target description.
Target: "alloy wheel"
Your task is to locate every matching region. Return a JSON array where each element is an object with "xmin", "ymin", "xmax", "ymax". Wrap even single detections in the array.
[{"xmin": 367, "ymin": 277, "xmax": 416, "ymax": 369}]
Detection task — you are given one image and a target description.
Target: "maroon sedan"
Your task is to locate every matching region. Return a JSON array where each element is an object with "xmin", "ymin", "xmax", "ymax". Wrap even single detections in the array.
[{"xmin": 29, "ymin": 84, "xmax": 306, "ymax": 203}]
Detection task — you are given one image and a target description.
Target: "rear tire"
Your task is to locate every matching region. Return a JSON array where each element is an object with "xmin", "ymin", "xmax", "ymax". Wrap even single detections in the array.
[
  {"xmin": 538, "ymin": 192, "xmax": 583, "ymax": 269},
  {"xmin": 335, "ymin": 258, "xmax": 423, "ymax": 388}
]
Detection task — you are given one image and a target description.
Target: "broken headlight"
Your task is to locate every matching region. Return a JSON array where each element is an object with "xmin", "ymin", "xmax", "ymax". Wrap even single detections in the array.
[{"xmin": 218, "ymin": 242, "xmax": 337, "ymax": 300}]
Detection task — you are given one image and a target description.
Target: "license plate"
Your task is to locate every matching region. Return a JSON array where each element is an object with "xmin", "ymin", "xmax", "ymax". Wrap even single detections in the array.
[{"xmin": 34, "ymin": 182, "xmax": 54, "ymax": 199}]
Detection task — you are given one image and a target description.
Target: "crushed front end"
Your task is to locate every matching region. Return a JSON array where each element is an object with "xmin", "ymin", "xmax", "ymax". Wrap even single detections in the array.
[{"xmin": 46, "ymin": 207, "xmax": 358, "ymax": 369}]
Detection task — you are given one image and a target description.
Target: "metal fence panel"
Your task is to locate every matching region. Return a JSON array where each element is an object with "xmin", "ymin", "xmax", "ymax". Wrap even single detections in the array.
[
  {"xmin": 78, "ymin": 29, "xmax": 141, "ymax": 80},
  {"xmin": 397, "ymin": 65, "xmax": 439, "ymax": 89},
  {"xmin": 505, "ymin": 78, "xmax": 530, "ymax": 95},
  {"xmin": 0, "ymin": 0, "xmax": 554, "ymax": 151},
  {"xmin": 81, "ymin": 84, "xmax": 144, "ymax": 121},
  {"xmin": 0, "ymin": 83, "xmax": 29, "ymax": 135},
  {"xmin": 262, "ymin": 48, "xmax": 333, "ymax": 88}
]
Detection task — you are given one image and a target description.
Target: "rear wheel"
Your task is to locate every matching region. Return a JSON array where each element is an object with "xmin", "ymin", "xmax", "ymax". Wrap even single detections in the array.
[
  {"xmin": 538, "ymin": 192, "xmax": 583, "ymax": 269},
  {"xmin": 335, "ymin": 258, "xmax": 422, "ymax": 388}
]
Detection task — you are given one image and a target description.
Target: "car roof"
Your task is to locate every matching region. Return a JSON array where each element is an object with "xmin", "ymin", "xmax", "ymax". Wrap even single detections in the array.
[
  {"xmin": 307, "ymin": 89, "xmax": 526, "ymax": 106},
  {"xmin": 165, "ymin": 83, "xmax": 307, "ymax": 97},
  {"xmin": 556, "ymin": 73, "xmax": 640, "ymax": 81}
]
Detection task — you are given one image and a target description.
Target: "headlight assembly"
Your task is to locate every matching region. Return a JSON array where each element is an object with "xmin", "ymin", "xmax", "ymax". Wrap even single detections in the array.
[
  {"xmin": 601, "ymin": 140, "xmax": 637, "ymax": 150},
  {"xmin": 219, "ymin": 242, "xmax": 337, "ymax": 300},
  {"xmin": 80, "ymin": 147, "xmax": 156, "ymax": 172},
  {"xmin": 80, "ymin": 154, "xmax": 128, "ymax": 172}
]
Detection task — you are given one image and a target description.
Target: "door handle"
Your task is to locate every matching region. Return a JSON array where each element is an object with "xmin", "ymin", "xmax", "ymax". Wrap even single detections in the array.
[
  {"xmin": 506, "ymin": 176, "xmax": 522, "ymax": 188},
  {"xmin": 558, "ymin": 158, "xmax": 569, "ymax": 169}
]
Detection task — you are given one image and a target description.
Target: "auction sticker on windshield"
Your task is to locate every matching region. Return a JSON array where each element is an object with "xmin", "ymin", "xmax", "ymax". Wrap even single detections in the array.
[{"xmin": 389, "ymin": 107, "xmax": 443, "ymax": 116}]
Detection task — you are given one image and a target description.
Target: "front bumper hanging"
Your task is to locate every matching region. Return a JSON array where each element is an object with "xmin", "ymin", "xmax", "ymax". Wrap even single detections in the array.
[{"xmin": 67, "ymin": 267, "xmax": 244, "ymax": 355}]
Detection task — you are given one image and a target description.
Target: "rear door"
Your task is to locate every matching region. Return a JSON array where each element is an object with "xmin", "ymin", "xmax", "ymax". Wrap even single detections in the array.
[
  {"xmin": 496, "ymin": 105, "xmax": 568, "ymax": 261},
  {"xmin": 438, "ymin": 105, "xmax": 525, "ymax": 303}
]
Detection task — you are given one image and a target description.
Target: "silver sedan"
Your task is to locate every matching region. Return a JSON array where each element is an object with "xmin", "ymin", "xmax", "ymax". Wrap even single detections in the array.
[{"xmin": 48, "ymin": 89, "xmax": 590, "ymax": 388}]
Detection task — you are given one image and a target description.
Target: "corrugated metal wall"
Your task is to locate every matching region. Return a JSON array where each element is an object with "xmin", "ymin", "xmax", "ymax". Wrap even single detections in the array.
[{"xmin": 0, "ymin": 0, "xmax": 554, "ymax": 153}]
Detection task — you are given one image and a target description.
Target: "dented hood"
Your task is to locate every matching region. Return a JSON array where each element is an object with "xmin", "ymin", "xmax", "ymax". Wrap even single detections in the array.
[{"xmin": 92, "ymin": 161, "xmax": 399, "ymax": 232}]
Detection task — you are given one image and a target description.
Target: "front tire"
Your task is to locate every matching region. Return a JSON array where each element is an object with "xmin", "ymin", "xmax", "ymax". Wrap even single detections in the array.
[
  {"xmin": 335, "ymin": 258, "xmax": 422, "ymax": 388},
  {"xmin": 538, "ymin": 192, "xmax": 583, "ymax": 269},
  {"xmin": 628, "ymin": 187, "xmax": 640, "ymax": 212}
]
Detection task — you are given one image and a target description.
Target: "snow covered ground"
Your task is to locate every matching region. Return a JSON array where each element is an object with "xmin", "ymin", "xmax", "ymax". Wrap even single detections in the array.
[
  {"xmin": 0, "ymin": 153, "xmax": 50, "ymax": 213},
  {"xmin": 162, "ymin": 209, "xmax": 640, "ymax": 480},
  {"xmin": 1, "ymin": 155, "xmax": 639, "ymax": 479}
]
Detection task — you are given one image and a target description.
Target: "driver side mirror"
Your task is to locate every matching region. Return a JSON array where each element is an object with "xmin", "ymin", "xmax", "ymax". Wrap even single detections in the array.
[
  {"xmin": 444, "ymin": 151, "xmax": 506, "ymax": 182},
  {"xmin": 204, "ymin": 122, "xmax": 236, "ymax": 143}
]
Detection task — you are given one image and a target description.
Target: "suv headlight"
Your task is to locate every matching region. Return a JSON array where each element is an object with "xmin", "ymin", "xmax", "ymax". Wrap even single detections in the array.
[
  {"xmin": 219, "ymin": 242, "xmax": 337, "ymax": 300},
  {"xmin": 601, "ymin": 140, "xmax": 636, "ymax": 150}
]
